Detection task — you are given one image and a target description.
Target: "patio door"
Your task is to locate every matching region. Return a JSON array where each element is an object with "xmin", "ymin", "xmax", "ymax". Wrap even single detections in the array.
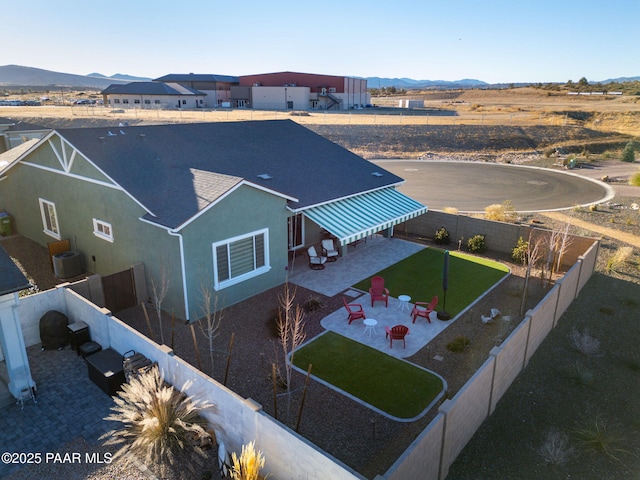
[{"xmin": 287, "ymin": 213, "xmax": 304, "ymax": 251}]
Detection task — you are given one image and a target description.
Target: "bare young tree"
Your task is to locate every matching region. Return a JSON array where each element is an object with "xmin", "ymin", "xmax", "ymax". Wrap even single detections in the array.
[
  {"xmin": 555, "ymin": 222, "xmax": 574, "ymax": 274},
  {"xmin": 521, "ymin": 232, "xmax": 545, "ymax": 315},
  {"xmin": 150, "ymin": 265, "xmax": 170, "ymax": 345},
  {"xmin": 544, "ymin": 223, "xmax": 573, "ymax": 285},
  {"xmin": 196, "ymin": 275, "xmax": 224, "ymax": 376},
  {"xmin": 276, "ymin": 283, "xmax": 306, "ymax": 413}
]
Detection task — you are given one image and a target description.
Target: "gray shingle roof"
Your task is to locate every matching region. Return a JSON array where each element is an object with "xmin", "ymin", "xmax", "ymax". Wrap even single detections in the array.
[
  {"xmin": 0, "ymin": 246, "xmax": 30, "ymax": 296},
  {"xmin": 56, "ymin": 121, "xmax": 405, "ymax": 230},
  {"xmin": 154, "ymin": 74, "xmax": 239, "ymax": 84},
  {"xmin": 101, "ymin": 82, "xmax": 205, "ymax": 96}
]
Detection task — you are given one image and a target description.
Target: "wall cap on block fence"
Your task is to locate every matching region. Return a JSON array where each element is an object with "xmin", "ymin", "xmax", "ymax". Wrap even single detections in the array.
[
  {"xmin": 489, "ymin": 345, "xmax": 502, "ymax": 357},
  {"xmin": 158, "ymin": 344, "xmax": 174, "ymax": 356},
  {"xmin": 244, "ymin": 398, "xmax": 262, "ymax": 412},
  {"xmin": 99, "ymin": 307, "xmax": 112, "ymax": 316},
  {"xmin": 438, "ymin": 398, "xmax": 454, "ymax": 415}
]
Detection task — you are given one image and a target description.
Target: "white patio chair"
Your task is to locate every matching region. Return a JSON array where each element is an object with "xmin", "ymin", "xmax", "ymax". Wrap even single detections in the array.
[{"xmin": 321, "ymin": 238, "xmax": 339, "ymax": 262}]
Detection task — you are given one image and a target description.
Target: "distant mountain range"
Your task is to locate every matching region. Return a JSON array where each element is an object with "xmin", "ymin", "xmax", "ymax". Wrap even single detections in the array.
[
  {"xmin": 1, "ymin": 65, "xmax": 638, "ymax": 90},
  {"xmin": 364, "ymin": 77, "xmax": 487, "ymax": 89},
  {"xmin": 0, "ymin": 65, "xmax": 130, "ymax": 89},
  {"xmin": 87, "ymin": 72, "xmax": 152, "ymax": 82}
]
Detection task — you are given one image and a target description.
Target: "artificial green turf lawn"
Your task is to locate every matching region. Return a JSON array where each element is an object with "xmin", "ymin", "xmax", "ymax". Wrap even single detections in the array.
[
  {"xmin": 293, "ymin": 331, "xmax": 444, "ymax": 419},
  {"xmin": 353, "ymin": 247, "xmax": 509, "ymax": 317}
]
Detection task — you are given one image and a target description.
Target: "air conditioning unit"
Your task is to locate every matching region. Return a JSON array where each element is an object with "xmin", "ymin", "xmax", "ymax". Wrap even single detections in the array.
[{"xmin": 53, "ymin": 251, "xmax": 82, "ymax": 279}]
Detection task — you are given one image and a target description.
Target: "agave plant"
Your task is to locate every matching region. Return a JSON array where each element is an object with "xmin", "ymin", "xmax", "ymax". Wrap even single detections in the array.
[{"xmin": 101, "ymin": 366, "xmax": 213, "ymax": 471}]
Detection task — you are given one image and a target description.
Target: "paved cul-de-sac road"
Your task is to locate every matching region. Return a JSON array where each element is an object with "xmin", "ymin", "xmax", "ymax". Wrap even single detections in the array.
[{"xmin": 374, "ymin": 160, "xmax": 614, "ymax": 213}]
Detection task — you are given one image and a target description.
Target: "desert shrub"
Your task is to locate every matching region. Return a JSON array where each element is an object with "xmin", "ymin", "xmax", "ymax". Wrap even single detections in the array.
[
  {"xmin": 621, "ymin": 142, "xmax": 635, "ymax": 163},
  {"xmin": 606, "ymin": 246, "xmax": 633, "ymax": 273},
  {"xmin": 102, "ymin": 366, "xmax": 212, "ymax": 472},
  {"xmin": 446, "ymin": 336, "xmax": 471, "ymax": 352},
  {"xmin": 434, "ymin": 227, "xmax": 451, "ymax": 245},
  {"xmin": 536, "ymin": 428, "xmax": 575, "ymax": 465},
  {"xmin": 512, "ymin": 236, "xmax": 529, "ymax": 264},
  {"xmin": 569, "ymin": 328, "xmax": 600, "ymax": 356},
  {"xmin": 230, "ymin": 441, "xmax": 268, "ymax": 480},
  {"xmin": 573, "ymin": 414, "xmax": 630, "ymax": 463},
  {"xmin": 443, "ymin": 206, "xmax": 459, "ymax": 215},
  {"xmin": 629, "ymin": 171, "xmax": 640, "ymax": 187},
  {"xmin": 543, "ymin": 147, "xmax": 556, "ymax": 158},
  {"xmin": 484, "ymin": 200, "xmax": 516, "ymax": 222},
  {"xmin": 302, "ymin": 295, "xmax": 324, "ymax": 312},
  {"xmin": 588, "ymin": 204, "xmax": 598, "ymax": 212},
  {"xmin": 561, "ymin": 360, "xmax": 594, "ymax": 385},
  {"xmin": 467, "ymin": 234, "xmax": 486, "ymax": 253}
]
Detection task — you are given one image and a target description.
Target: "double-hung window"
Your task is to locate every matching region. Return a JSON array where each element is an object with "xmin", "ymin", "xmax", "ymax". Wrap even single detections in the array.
[
  {"xmin": 213, "ymin": 229, "xmax": 269, "ymax": 289},
  {"xmin": 93, "ymin": 219, "xmax": 114, "ymax": 242},
  {"xmin": 39, "ymin": 198, "xmax": 60, "ymax": 239}
]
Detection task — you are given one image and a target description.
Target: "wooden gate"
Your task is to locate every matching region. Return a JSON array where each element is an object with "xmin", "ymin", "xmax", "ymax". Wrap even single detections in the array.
[{"xmin": 102, "ymin": 268, "xmax": 137, "ymax": 313}]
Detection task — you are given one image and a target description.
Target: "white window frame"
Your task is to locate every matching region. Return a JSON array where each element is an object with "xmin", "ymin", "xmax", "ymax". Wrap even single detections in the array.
[
  {"xmin": 39, "ymin": 198, "xmax": 60, "ymax": 240},
  {"xmin": 212, "ymin": 228, "xmax": 270, "ymax": 290},
  {"xmin": 93, "ymin": 218, "xmax": 114, "ymax": 242}
]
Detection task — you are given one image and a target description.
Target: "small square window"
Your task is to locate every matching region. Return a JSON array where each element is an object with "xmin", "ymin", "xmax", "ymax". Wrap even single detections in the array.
[
  {"xmin": 154, "ymin": 100, "xmax": 161, "ymax": 104},
  {"xmin": 123, "ymin": 99, "xmax": 129, "ymax": 104},
  {"xmin": 144, "ymin": 99, "xmax": 151, "ymax": 104},
  {"xmin": 114, "ymin": 99, "xmax": 120, "ymax": 104},
  {"xmin": 93, "ymin": 219, "xmax": 114, "ymax": 242},
  {"xmin": 134, "ymin": 99, "xmax": 140, "ymax": 104},
  {"xmin": 182, "ymin": 100, "xmax": 186, "ymax": 105}
]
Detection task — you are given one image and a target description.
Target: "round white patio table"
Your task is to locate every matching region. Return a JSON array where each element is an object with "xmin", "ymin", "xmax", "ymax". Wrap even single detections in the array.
[
  {"xmin": 397, "ymin": 295, "xmax": 411, "ymax": 313},
  {"xmin": 363, "ymin": 318, "xmax": 378, "ymax": 337}
]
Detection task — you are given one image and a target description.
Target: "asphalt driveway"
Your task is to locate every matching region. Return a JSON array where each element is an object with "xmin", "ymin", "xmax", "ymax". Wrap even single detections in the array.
[{"xmin": 373, "ymin": 160, "xmax": 614, "ymax": 212}]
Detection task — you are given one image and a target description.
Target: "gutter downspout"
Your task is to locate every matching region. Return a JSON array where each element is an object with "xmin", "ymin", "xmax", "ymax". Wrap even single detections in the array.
[
  {"xmin": 138, "ymin": 216, "xmax": 190, "ymax": 322},
  {"xmin": 168, "ymin": 229, "xmax": 190, "ymax": 322}
]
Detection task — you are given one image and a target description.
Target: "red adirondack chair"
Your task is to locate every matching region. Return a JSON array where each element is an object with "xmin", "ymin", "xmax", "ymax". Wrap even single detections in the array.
[
  {"xmin": 411, "ymin": 295, "xmax": 438, "ymax": 324},
  {"xmin": 343, "ymin": 297, "xmax": 366, "ymax": 324},
  {"xmin": 369, "ymin": 275, "xmax": 389, "ymax": 307},
  {"xmin": 385, "ymin": 325, "xmax": 410, "ymax": 348}
]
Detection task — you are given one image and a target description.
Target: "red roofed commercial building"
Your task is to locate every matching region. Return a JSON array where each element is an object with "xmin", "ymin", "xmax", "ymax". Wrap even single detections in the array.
[{"xmin": 232, "ymin": 71, "xmax": 369, "ymax": 110}]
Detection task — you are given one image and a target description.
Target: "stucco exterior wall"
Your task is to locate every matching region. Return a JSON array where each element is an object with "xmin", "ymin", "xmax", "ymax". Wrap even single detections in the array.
[
  {"xmin": 181, "ymin": 184, "xmax": 290, "ymax": 315},
  {"xmin": 106, "ymin": 94, "xmax": 204, "ymax": 109},
  {"xmin": 0, "ymin": 142, "xmax": 185, "ymax": 316},
  {"xmin": 249, "ymin": 86, "xmax": 310, "ymax": 110}
]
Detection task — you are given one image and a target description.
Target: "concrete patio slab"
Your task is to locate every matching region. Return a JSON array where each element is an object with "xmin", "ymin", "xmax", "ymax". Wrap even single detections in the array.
[
  {"xmin": 320, "ymin": 292, "xmax": 453, "ymax": 359},
  {"xmin": 288, "ymin": 235, "xmax": 425, "ymax": 297}
]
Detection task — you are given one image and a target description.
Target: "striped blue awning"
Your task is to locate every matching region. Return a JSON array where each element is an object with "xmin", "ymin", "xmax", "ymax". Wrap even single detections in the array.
[{"xmin": 302, "ymin": 188, "xmax": 427, "ymax": 246}]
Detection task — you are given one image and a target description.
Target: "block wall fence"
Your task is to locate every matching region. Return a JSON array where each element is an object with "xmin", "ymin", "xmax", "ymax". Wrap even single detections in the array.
[{"xmin": 14, "ymin": 211, "xmax": 599, "ymax": 480}]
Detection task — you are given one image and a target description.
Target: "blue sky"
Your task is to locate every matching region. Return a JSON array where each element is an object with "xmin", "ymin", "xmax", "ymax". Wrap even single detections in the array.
[{"xmin": 4, "ymin": 0, "xmax": 638, "ymax": 84}]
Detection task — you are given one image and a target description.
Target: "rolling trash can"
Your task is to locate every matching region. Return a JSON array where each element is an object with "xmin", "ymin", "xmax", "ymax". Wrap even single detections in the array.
[{"xmin": 0, "ymin": 212, "xmax": 12, "ymax": 236}]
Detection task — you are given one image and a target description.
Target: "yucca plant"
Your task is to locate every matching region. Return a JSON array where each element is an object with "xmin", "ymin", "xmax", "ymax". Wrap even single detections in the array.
[
  {"xmin": 101, "ymin": 366, "xmax": 212, "ymax": 473},
  {"xmin": 230, "ymin": 441, "xmax": 269, "ymax": 480}
]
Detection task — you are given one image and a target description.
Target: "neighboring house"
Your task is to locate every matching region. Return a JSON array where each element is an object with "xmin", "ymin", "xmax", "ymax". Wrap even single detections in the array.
[
  {"xmin": 153, "ymin": 73, "xmax": 239, "ymax": 108},
  {"xmin": 101, "ymin": 82, "xmax": 207, "ymax": 110},
  {"xmin": 0, "ymin": 120, "xmax": 426, "ymax": 320},
  {"xmin": 0, "ymin": 118, "xmax": 50, "ymax": 154},
  {"xmin": 232, "ymin": 71, "xmax": 370, "ymax": 110}
]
